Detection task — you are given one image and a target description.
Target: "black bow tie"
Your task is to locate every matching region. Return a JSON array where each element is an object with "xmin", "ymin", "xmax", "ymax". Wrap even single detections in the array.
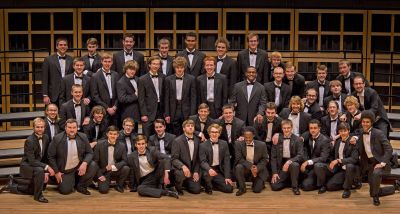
[
  {"xmin": 37, "ymin": 137, "xmax": 43, "ymax": 140},
  {"xmin": 225, "ymin": 122, "xmax": 232, "ymax": 125},
  {"xmin": 75, "ymin": 75, "xmax": 83, "ymax": 80},
  {"xmin": 58, "ymin": 56, "xmax": 66, "ymax": 60},
  {"xmin": 125, "ymin": 52, "xmax": 133, "ymax": 56},
  {"xmin": 48, "ymin": 120, "xmax": 56, "ymax": 125},
  {"xmin": 247, "ymin": 81, "xmax": 255, "ymax": 85},
  {"xmin": 157, "ymin": 137, "xmax": 164, "ymax": 141},
  {"xmin": 68, "ymin": 136, "xmax": 76, "ymax": 140},
  {"xmin": 332, "ymin": 97, "xmax": 340, "ymax": 101},
  {"xmin": 128, "ymin": 77, "xmax": 135, "ymax": 80},
  {"xmin": 217, "ymin": 58, "xmax": 224, "ymax": 63},
  {"xmin": 74, "ymin": 103, "xmax": 81, "ymax": 108},
  {"xmin": 291, "ymin": 112, "xmax": 298, "ymax": 116},
  {"xmin": 187, "ymin": 52, "xmax": 194, "ymax": 55},
  {"xmin": 187, "ymin": 137, "xmax": 194, "ymax": 141},
  {"xmin": 274, "ymin": 85, "xmax": 281, "ymax": 89},
  {"xmin": 363, "ymin": 132, "xmax": 370, "ymax": 135},
  {"xmin": 160, "ymin": 56, "xmax": 168, "ymax": 60},
  {"xmin": 283, "ymin": 137, "xmax": 291, "ymax": 140},
  {"xmin": 108, "ymin": 143, "xmax": 116, "ymax": 147},
  {"xmin": 139, "ymin": 153, "xmax": 146, "ymax": 156},
  {"xmin": 249, "ymin": 51, "xmax": 257, "ymax": 55},
  {"xmin": 200, "ymin": 121, "xmax": 206, "ymax": 125},
  {"xmin": 207, "ymin": 76, "xmax": 215, "ymax": 80},
  {"xmin": 176, "ymin": 76, "xmax": 183, "ymax": 80},
  {"xmin": 246, "ymin": 143, "xmax": 254, "ymax": 147},
  {"xmin": 151, "ymin": 74, "xmax": 158, "ymax": 78},
  {"xmin": 211, "ymin": 141, "xmax": 218, "ymax": 145},
  {"xmin": 318, "ymin": 82, "xmax": 325, "ymax": 87},
  {"xmin": 124, "ymin": 133, "xmax": 131, "ymax": 138},
  {"xmin": 330, "ymin": 119, "xmax": 337, "ymax": 123},
  {"xmin": 88, "ymin": 55, "xmax": 95, "ymax": 59},
  {"xmin": 343, "ymin": 75, "xmax": 350, "ymax": 80},
  {"xmin": 104, "ymin": 72, "xmax": 111, "ymax": 76}
]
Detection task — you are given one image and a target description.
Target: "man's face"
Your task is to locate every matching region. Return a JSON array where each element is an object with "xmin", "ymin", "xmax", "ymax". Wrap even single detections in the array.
[
  {"xmin": 149, "ymin": 59, "xmax": 161, "ymax": 73},
  {"xmin": 361, "ymin": 118, "xmax": 373, "ymax": 131},
  {"xmin": 183, "ymin": 123, "xmax": 195, "ymax": 135},
  {"xmin": 339, "ymin": 63, "xmax": 350, "ymax": 76},
  {"xmin": 34, "ymin": 121, "xmax": 45, "ymax": 136},
  {"xmin": 246, "ymin": 67, "xmax": 257, "ymax": 82},
  {"xmin": 154, "ymin": 122, "xmax": 166, "ymax": 136},
  {"xmin": 93, "ymin": 112, "xmax": 104, "ymax": 123},
  {"xmin": 285, "ymin": 67, "xmax": 295, "ymax": 80},
  {"xmin": 159, "ymin": 44, "xmax": 169, "ymax": 56},
  {"xmin": 271, "ymin": 56, "xmax": 281, "ymax": 67},
  {"xmin": 339, "ymin": 129, "xmax": 350, "ymax": 140},
  {"xmin": 107, "ymin": 131, "xmax": 119, "ymax": 143},
  {"xmin": 185, "ymin": 36, "xmax": 196, "ymax": 50},
  {"xmin": 282, "ymin": 124, "xmax": 292, "ymax": 136},
  {"xmin": 65, "ymin": 122, "xmax": 78, "ymax": 138},
  {"xmin": 216, "ymin": 42, "xmax": 227, "ymax": 57},
  {"xmin": 222, "ymin": 108, "xmax": 234, "ymax": 121},
  {"xmin": 125, "ymin": 68, "xmax": 137, "ymax": 78},
  {"xmin": 198, "ymin": 108, "xmax": 210, "ymax": 120},
  {"xmin": 273, "ymin": 67, "xmax": 284, "ymax": 82},
  {"xmin": 123, "ymin": 37, "xmax": 135, "ymax": 51},
  {"xmin": 71, "ymin": 88, "xmax": 83, "ymax": 101},
  {"xmin": 46, "ymin": 105, "xmax": 58, "ymax": 120},
  {"xmin": 243, "ymin": 131, "xmax": 254, "ymax": 143},
  {"xmin": 73, "ymin": 61, "xmax": 85, "ymax": 75},
  {"xmin": 309, "ymin": 123, "xmax": 320, "ymax": 137},
  {"xmin": 123, "ymin": 121, "xmax": 134, "ymax": 134},
  {"xmin": 204, "ymin": 60, "xmax": 215, "ymax": 76},
  {"xmin": 56, "ymin": 40, "xmax": 68, "ymax": 55},
  {"xmin": 317, "ymin": 69, "xmax": 327, "ymax": 82},
  {"xmin": 87, "ymin": 44, "xmax": 97, "ymax": 55},
  {"xmin": 328, "ymin": 103, "xmax": 338, "ymax": 116},
  {"xmin": 345, "ymin": 104, "xmax": 357, "ymax": 113},
  {"xmin": 135, "ymin": 139, "xmax": 147, "ymax": 154},
  {"xmin": 209, "ymin": 127, "xmax": 221, "ymax": 142},
  {"xmin": 291, "ymin": 102, "xmax": 301, "ymax": 113},
  {"xmin": 102, "ymin": 58, "xmax": 113, "ymax": 70},
  {"xmin": 306, "ymin": 90, "xmax": 317, "ymax": 104},
  {"xmin": 331, "ymin": 84, "xmax": 342, "ymax": 95},
  {"xmin": 353, "ymin": 78, "xmax": 365, "ymax": 93},
  {"xmin": 175, "ymin": 66, "xmax": 185, "ymax": 77},
  {"xmin": 248, "ymin": 36, "xmax": 258, "ymax": 50},
  {"xmin": 265, "ymin": 108, "xmax": 276, "ymax": 121}
]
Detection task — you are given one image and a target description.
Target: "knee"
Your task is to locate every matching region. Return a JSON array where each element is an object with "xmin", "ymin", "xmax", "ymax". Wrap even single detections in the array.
[
  {"xmin": 223, "ymin": 185, "xmax": 234, "ymax": 193},
  {"xmin": 372, "ymin": 169, "xmax": 382, "ymax": 178},
  {"xmin": 270, "ymin": 183, "xmax": 281, "ymax": 191},
  {"xmin": 235, "ymin": 164, "xmax": 244, "ymax": 172},
  {"xmin": 290, "ymin": 162, "xmax": 299, "ymax": 168},
  {"xmin": 33, "ymin": 167, "xmax": 45, "ymax": 175},
  {"xmin": 253, "ymin": 186, "xmax": 263, "ymax": 193},
  {"xmin": 98, "ymin": 186, "xmax": 109, "ymax": 194},
  {"xmin": 314, "ymin": 163, "xmax": 325, "ymax": 170},
  {"xmin": 346, "ymin": 164, "xmax": 356, "ymax": 172},
  {"xmin": 190, "ymin": 184, "xmax": 201, "ymax": 194},
  {"xmin": 301, "ymin": 182, "xmax": 315, "ymax": 191},
  {"xmin": 58, "ymin": 185, "xmax": 74, "ymax": 195},
  {"xmin": 120, "ymin": 166, "xmax": 130, "ymax": 174}
]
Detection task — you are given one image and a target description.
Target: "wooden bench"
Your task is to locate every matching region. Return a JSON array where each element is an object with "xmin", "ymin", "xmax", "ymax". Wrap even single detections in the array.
[
  {"xmin": 0, "ymin": 111, "xmax": 43, "ymax": 123},
  {"xmin": 0, "ymin": 130, "xmax": 32, "ymax": 141},
  {"xmin": 0, "ymin": 166, "xmax": 19, "ymax": 178}
]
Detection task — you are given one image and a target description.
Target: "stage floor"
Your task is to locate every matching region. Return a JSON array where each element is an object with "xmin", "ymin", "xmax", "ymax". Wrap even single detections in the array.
[{"xmin": 0, "ymin": 184, "xmax": 399, "ymax": 213}]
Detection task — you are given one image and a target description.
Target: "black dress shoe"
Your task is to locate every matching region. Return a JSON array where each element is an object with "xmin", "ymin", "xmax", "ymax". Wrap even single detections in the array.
[
  {"xmin": 235, "ymin": 189, "xmax": 246, "ymax": 196},
  {"xmin": 35, "ymin": 196, "xmax": 49, "ymax": 203},
  {"xmin": 166, "ymin": 190, "xmax": 179, "ymax": 199},
  {"xmin": 130, "ymin": 186, "xmax": 138, "ymax": 192},
  {"xmin": 353, "ymin": 181, "xmax": 362, "ymax": 189},
  {"xmin": 0, "ymin": 175, "xmax": 15, "ymax": 194},
  {"xmin": 292, "ymin": 187, "xmax": 301, "ymax": 195},
  {"xmin": 77, "ymin": 188, "xmax": 91, "ymax": 195},
  {"xmin": 394, "ymin": 180, "xmax": 400, "ymax": 191},
  {"xmin": 177, "ymin": 189, "xmax": 184, "ymax": 196},
  {"xmin": 318, "ymin": 186, "xmax": 327, "ymax": 194},
  {"xmin": 115, "ymin": 186, "xmax": 124, "ymax": 193},
  {"xmin": 373, "ymin": 197, "xmax": 380, "ymax": 206},
  {"xmin": 342, "ymin": 190, "xmax": 351, "ymax": 198},
  {"xmin": 205, "ymin": 188, "xmax": 213, "ymax": 195}
]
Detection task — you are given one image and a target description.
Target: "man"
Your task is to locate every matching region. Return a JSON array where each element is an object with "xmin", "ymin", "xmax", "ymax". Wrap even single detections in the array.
[
  {"xmin": 354, "ymin": 110, "xmax": 399, "ymax": 206},
  {"xmin": 59, "ymin": 84, "xmax": 90, "ymax": 131},
  {"xmin": 93, "ymin": 126, "xmax": 130, "ymax": 193},
  {"xmin": 127, "ymin": 135, "xmax": 179, "ymax": 198},
  {"xmin": 42, "ymin": 37, "xmax": 74, "ymax": 105},
  {"xmin": 343, "ymin": 96, "xmax": 362, "ymax": 133},
  {"xmin": 236, "ymin": 33, "xmax": 268, "ymax": 83},
  {"xmin": 117, "ymin": 117, "xmax": 138, "ymax": 156},
  {"xmin": 303, "ymin": 88, "xmax": 324, "ymax": 120},
  {"xmin": 323, "ymin": 80, "xmax": 348, "ymax": 113},
  {"xmin": 112, "ymin": 33, "xmax": 145, "ymax": 77},
  {"xmin": 59, "ymin": 57, "xmax": 91, "ymax": 105},
  {"xmin": 283, "ymin": 61, "xmax": 305, "ymax": 98},
  {"xmin": 83, "ymin": 105, "xmax": 108, "ymax": 148},
  {"xmin": 138, "ymin": 56, "xmax": 166, "ymax": 137},
  {"xmin": 189, "ymin": 103, "xmax": 215, "ymax": 141},
  {"xmin": 214, "ymin": 37, "xmax": 238, "ymax": 96},
  {"xmin": 0, "ymin": 118, "xmax": 55, "ymax": 203},
  {"xmin": 48, "ymin": 119, "xmax": 98, "ymax": 195},
  {"xmin": 44, "ymin": 103, "xmax": 60, "ymax": 142},
  {"xmin": 235, "ymin": 126, "xmax": 269, "ymax": 196},
  {"xmin": 305, "ymin": 64, "xmax": 331, "ymax": 108},
  {"xmin": 216, "ymin": 104, "xmax": 245, "ymax": 166},
  {"xmin": 336, "ymin": 59, "xmax": 368, "ymax": 95},
  {"xmin": 300, "ymin": 120, "xmax": 331, "ymax": 192},
  {"xmin": 315, "ymin": 122, "xmax": 359, "ymax": 198},
  {"xmin": 321, "ymin": 101, "xmax": 341, "ymax": 144},
  {"xmin": 268, "ymin": 51, "xmax": 285, "ymax": 81},
  {"xmin": 196, "ymin": 56, "xmax": 228, "ymax": 119},
  {"xmin": 264, "ymin": 66, "xmax": 291, "ymax": 113},
  {"xmin": 352, "ymin": 75, "xmax": 391, "ymax": 137},
  {"xmin": 270, "ymin": 120, "xmax": 303, "ymax": 195},
  {"xmin": 157, "ymin": 38, "xmax": 174, "ymax": 76},
  {"xmin": 116, "ymin": 60, "xmax": 140, "ymax": 124},
  {"xmin": 176, "ymin": 32, "xmax": 205, "ymax": 77},
  {"xmin": 171, "ymin": 120, "xmax": 201, "ymax": 195},
  {"xmin": 279, "ymin": 96, "xmax": 312, "ymax": 136},
  {"xmin": 165, "ymin": 56, "xmax": 197, "ymax": 136},
  {"xmin": 90, "ymin": 53, "xmax": 119, "ymax": 126},
  {"xmin": 230, "ymin": 66, "xmax": 266, "ymax": 126},
  {"xmin": 82, "ymin": 37, "xmax": 102, "ymax": 77},
  {"xmin": 148, "ymin": 119, "xmax": 176, "ymax": 155},
  {"xmin": 199, "ymin": 124, "xmax": 234, "ymax": 194}
]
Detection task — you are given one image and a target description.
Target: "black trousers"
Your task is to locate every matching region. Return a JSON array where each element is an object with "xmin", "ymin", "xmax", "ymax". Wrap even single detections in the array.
[
  {"xmin": 174, "ymin": 169, "xmax": 201, "ymax": 194},
  {"xmin": 365, "ymin": 158, "xmax": 395, "ymax": 197},
  {"xmin": 17, "ymin": 165, "xmax": 46, "ymax": 200},
  {"xmin": 98, "ymin": 165, "xmax": 130, "ymax": 193},
  {"xmin": 58, "ymin": 161, "xmax": 98, "ymax": 195},
  {"xmin": 301, "ymin": 167, "xmax": 318, "ymax": 191},
  {"xmin": 171, "ymin": 101, "xmax": 184, "ymax": 136},
  {"xmin": 206, "ymin": 101, "xmax": 220, "ymax": 119},
  {"xmin": 235, "ymin": 164, "xmax": 265, "ymax": 193},
  {"xmin": 270, "ymin": 162, "xmax": 300, "ymax": 191},
  {"xmin": 314, "ymin": 163, "xmax": 358, "ymax": 191},
  {"xmin": 141, "ymin": 103, "xmax": 163, "ymax": 138},
  {"xmin": 203, "ymin": 166, "xmax": 233, "ymax": 193}
]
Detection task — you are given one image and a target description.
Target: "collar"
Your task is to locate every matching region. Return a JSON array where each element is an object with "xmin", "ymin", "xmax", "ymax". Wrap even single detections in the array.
[
  {"xmin": 157, "ymin": 133, "xmax": 166, "ymax": 139},
  {"xmin": 312, "ymin": 133, "xmax": 321, "ymax": 140},
  {"xmin": 57, "ymin": 53, "xmax": 66, "ymax": 57},
  {"xmin": 72, "ymin": 99, "xmax": 81, "ymax": 105},
  {"xmin": 186, "ymin": 48, "xmax": 195, "ymax": 53},
  {"xmin": 357, "ymin": 89, "xmax": 365, "ymax": 97},
  {"xmin": 217, "ymin": 54, "xmax": 226, "ymax": 60},
  {"xmin": 273, "ymin": 81, "xmax": 282, "ymax": 87},
  {"xmin": 330, "ymin": 115, "xmax": 339, "ymax": 121}
]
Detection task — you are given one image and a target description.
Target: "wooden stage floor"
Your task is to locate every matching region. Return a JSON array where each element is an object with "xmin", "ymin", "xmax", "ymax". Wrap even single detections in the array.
[{"xmin": 0, "ymin": 184, "xmax": 399, "ymax": 213}]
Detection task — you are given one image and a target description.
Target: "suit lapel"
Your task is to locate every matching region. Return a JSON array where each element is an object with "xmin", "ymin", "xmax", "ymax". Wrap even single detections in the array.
[
  {"xmin": 249, "ymin": 84, "xmax": 257, "ymax": 102},
  {"xmin": 255, "ymin": 52, "xmax": 263, "ymax": 69},
  {"xmin": 191, "ymin": 51, "xmax": 199, "ymax": 70},
  {"xmin": 241, "ymin": 83, "xmax": 249, "ymax": 102}
]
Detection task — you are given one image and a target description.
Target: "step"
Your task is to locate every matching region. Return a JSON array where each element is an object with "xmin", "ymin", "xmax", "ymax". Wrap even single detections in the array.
[
  {"xmin": 389, "ymin": 132, "xmax": 400, "ymax": 141},
  {"xmin": 0, "ymin": 166, "xmax": 19, "ymax": 178},
  {"xmin": 0, "ymin": 111, "xmax": 43, "ymax": 123},
  {"xmin": 0, "ymin": 148, "xmax": 24, "ymax": 159},
  {"xmin": 0, "ymin": 130, "xmax": 32, "ymax": 141}
]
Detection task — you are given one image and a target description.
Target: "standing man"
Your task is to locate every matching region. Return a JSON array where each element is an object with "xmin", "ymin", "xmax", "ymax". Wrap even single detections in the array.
[
  {"xmin": 42, "ymin": 37, "xmax": 74, "ymax": 105},
  {"xmin": 283, "ymin": 61, "xmax": 306, "ymax": 98},
  {"xmin": 59, "ymin": 84, "xmax": 90, "ymax": 131},
  {"xmin": 323, "ymin": 80, "xmax": 348, "ymax": 113},
  {"xmin": 112, "ymin": 33, "xmax": 145, "ymax": 77},
  {"xmin": 336, "ymin": 59, "xmax": 368, "ymax": 95},
  {"xmin": 176, "ymin": 32, "xmax": 206, "ymax": 77},
  {"xmin": 157, "ymin": 38, "xmax": 174, "ymax": 76},
  {"xmin": 279, "ymin": 96, "xmax": 312, "ymax": 136},
  {"xmin": 214, "ymin": 37, "xmax": 238, "ymax": 95},
  {"xmin": 305, "ymin": 64, "xmax": 331, "ymax": 108},
  {"xmin": 117, "ymin": 117, "xmax": 137, "ymax": 156},
  {"xmin": 82, "ymin": 37, "xmax": 102, "ymax": 77},
  {"xmin": 303, "ymin": 88, "xmax": 324, "ymax": 120},
  {"xmin": 263, "ymin": 66, "xmax": 291, "ymax": 114}
]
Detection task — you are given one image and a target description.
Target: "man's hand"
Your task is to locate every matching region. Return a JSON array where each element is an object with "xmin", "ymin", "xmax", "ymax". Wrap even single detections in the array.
[
  {"xmin": 90, "ymin": 141, "xmax": 97, "ymax": 148},
  {"xmin": 164, "ymin": 116, "xmax": 170, "ymax": 124},
  {"xmin": 98, "ymin": 176, "xmax": 106, "ymax": 182},
  {"xmin": 55, "ymin": 172, "xmax": 63, "ymax": 183},
  {"xmin": 164, "ymin": 171, "xmax": 170, "ymax": 185},
  {"xmin": 182, "ymin": 165, "xmax": 191, "ymax": 178},
  {"xmin": 82, "ymin": 117, "xmax": 90, "ymax": 126},
  {"xmin": 300, "ymin": 161, "xmax": 308, "ymax": 172},
  {"xmin": 251, "ymin": 165, "xmax": 258, "ymax": 177},
  {"xmin": 141, "ymin": 116, "xmax": 149, "ymax": 123},
  {"xmin": 47, "ymin": 166, "xmax": 55, "ymax": 176},
  {"xmin": 225, "ymin": 178, "xmax": 233, "ymax": 185},
  {"xmin": 339, "ymin": 114, "xmax": 347, "ymax": 122},
  {"xmin": 43, "ymin": 96, "xmax": 50, "ymax": 105},
  {"xmin": 78, "ymin": 162, "xmax": 88, "ymax": 176},
  {"xmin": 208, "ymin": 168, "xmax": 218, "ymax": 177},
  {"xmin": 271, "ymin": 174, "xmax": 280, "ymax": 184},
  {"xmin": 329, "ymin": 160, "xmax": 339, "ymax": 171},
  {"xmin": 374, "ymin": 163, "xmax": 385, "ymax": 169},
  {"xmin": 349, "ymin": 137, "xmax": 358, "ymax": 145},
  {"xmin": 272, "ymin": 133, "xmax": 279, "ymax": 145},
  {"xmin": 106, "ymin": 165, "xmax": 112, "ymax": 171},
  {"xmin": 282, "ymin": 161, "xmax": 291, "ymax": 172},
  {"xmin": 255, "ymin": 114, "xmax": 263, "ymax": 124},
  {"xmin": 83, "ymin": 98, "xmax": 91, "ymax": 106},
  {"xmin": 107, "ymin": 107, "xmax": 116, "ymax": 116},
  {"xmin": 193, "ymin": 172, "xmax": 200, "ymax": 182},
  {"xmin": 44, "ymin": 173, "xmax": 49, "ymax": 183}
]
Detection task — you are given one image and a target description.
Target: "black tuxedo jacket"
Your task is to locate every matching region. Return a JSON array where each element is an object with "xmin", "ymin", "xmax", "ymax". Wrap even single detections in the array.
[
  {"xmin": 83, "ymin": 119, "xmax": 108, "ymax": 142},
  {"xmin": 59, "ymin": 99, "xmax": 90, "ymax": 130},
  {"xmin": 217, "ymin": 55, "xmax": 238, "ymax": 96},
  {"xmin": 59, "ymin": 73, "xmax": 91, "ymax": 105},
  {"xmin": 199, "ymin": 139, "xmax": 231, "ymax": 179},
  {"xmin": 323, "ymin": 93, "xmax": 348, "ymax": 112},
  {"xmin": 117, "ymin": 130, "xmax": 137, "ymax": 154},
  {"xmin": 230, "ymin": 80, "xmax": 266, "ymax": 125},
  {"xmin": 264, "ymin": 81, "xmax": 291, "ymax": 113},
  {"xmin": 116, "ymin": 75, "xmax": 141, "ymax": 122},
  {"xmin": 82, "ymin": 53, "xmax": 102, "ymax": 77},
  {"xmin": 234, "ymin": 140, "xmax": 269, "ymax": 181},
  {"xmin": 158, "ymin": 54, "xmax": 174, "ymax": 76},
  {"xmin": 215, "ymin": 117, "xmax": 245, "ymax": 144},
  {"xmin": 356, "ymin": 128, "xmax": 392, "ymax": 166},
  {"xmin": 305, "ymin": 80, "xmax": 331, "ymax": 104},
  {"xmin": 90, "ymin": 69, "xmax": 119, "ymax": 109},
  {"xmin": 148, "ymin": 132, "xmax": 176, "ymax": 155},
  {"xmin": 188, "ymin": 115, "xmax": 215, "ymax": 139},
  {"xmin": 42, "ymin": 53, "xmax": 74, "ymax": 103},
  {"xmin": 352, "ymin": 87, "xmax": 389, "ymax": 123},
  {"xmin": 138, "ymin": 72, "xmax": 166, "ymax": 121},
  {"xmin": 164, "ymin": 74, "xmax": 197, "ymax": 119},
  {"xmin": 279, "ymin": 108, "xmax": 311, "ymax": 135},
  {"xmin": 344, "ymin": 110, "xmax": 362, "ymax": 133},
  {"xmin": 47, "ymin": 131, "xmax": 93, "ymax": 173},
  {"xmin": 331, "ymin": 137, "xmax": 359, "ymax": 165},
  {"xmin": 44, "ymin": 118, "xmax": 60, "ymax": 143},
  {"xmin": 196, "ymin": 73, "xmax": 228, "ymax": 116},
  {"xmin": 112, "ymin": 50, "xmax": 145, "ymax": 77},
  {"xmin": 283, "ymin": 73, "xmax": 306, "ymax": 98},
  {"xmin": 320, "ymin": 115, "xmax": 341, "ymax": 138},
  {"xmin": 301, "ymin": 132, "xmax": 330, "ymax": 164},
  {"xmin": 236, "ymin": 49, "xmax": 268, "ymax": 83},
  {"xmin": 304, "ymin": 101, "xmax": 323, "ymax": 120},
  {"xmin": 93, "ymin": 139, "xmax": 128, "ymax": 178},
  {"xmin": 171, "ymin": 134, "xmax": 200, "ymax": 173},
  {"xmin": 20, "ymin": 134, "xmax": 50, "ymax": 178},
  {"xmin": 270, "ymin": 134, "xmax": 304, "ymax": 174},
  {"xmin": 336, "ymin": 71, "xmax": 369, "ymax": 95},
  {"xmin": 253, "ymin": 116, "xmax": 282, "ymax": 142},
  {"xmin": 176, "ymin": 49, "xmax": 206, "ymax": 77}
]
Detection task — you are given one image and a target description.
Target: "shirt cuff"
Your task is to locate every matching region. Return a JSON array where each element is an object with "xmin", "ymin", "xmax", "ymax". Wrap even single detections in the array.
[
  {"xmin": 307, "ymin": 160, "xmax": 313, "ymax": 165},
  {"xmin": 380, "ymin": 162, "xmax": 386, "ymax": 167},
  {"xmin": 286, "ymin": 160, "xmax": 293, "ymax": 165},
  {"xmin": 111, "ymin": 165, "xmax": 118, "ymax": 171},
  {"xmin": 44, "ymin": 165, "xmax": 49, "ymax": 170}
]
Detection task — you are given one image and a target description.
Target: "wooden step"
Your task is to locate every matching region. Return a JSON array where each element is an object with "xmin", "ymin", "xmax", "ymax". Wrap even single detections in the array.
[
  {"xmin": 0, "ymin": 111, "xmax": 43, "ymax": 123},
  {"xmin": 0, "ymin": 130, "xmax": 32, "ymax": 141}
]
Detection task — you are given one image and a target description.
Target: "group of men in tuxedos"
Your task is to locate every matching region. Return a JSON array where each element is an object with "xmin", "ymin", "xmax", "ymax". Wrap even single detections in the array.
[{"xmin": 1, "ymin": 32, "xmax": 399, "ymax": 206}]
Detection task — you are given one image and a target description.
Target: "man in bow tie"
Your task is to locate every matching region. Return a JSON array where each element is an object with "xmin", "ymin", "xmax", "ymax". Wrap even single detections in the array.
[
  {"xmin": 305, "ymin": 64, "xmax": 331, "ymax": 108},
  {"xmin": 156, "ymin": 38, "xmax": 174, "ymax": 76},
  {"xmin": 112, "ymin": 33, "xmax": 145, "ymax": 77},
  {"xmin": 323, "ymin": 80, "xmax": 348, "ymax": 113},
  {"xmin": 263, "ymin": 66, "xmax": 291, "ymax": 114},
  {"xmin": 214, "ymin": 37, "xmax": 238, "ymax": 96},
  {"xmin": 59, "ymin": 84, "xmax": 90, "ymax": 131},
  {"xmin": 336, "ymin": 59, "xmax": 369, "ymax": 95},
  {"xmin": 82, "ymin": 37, "xmax": 102, "ymax": 77},
  {"xmin": 176, "ymin": 32, "xmax": 205, "ymax": 77}
]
